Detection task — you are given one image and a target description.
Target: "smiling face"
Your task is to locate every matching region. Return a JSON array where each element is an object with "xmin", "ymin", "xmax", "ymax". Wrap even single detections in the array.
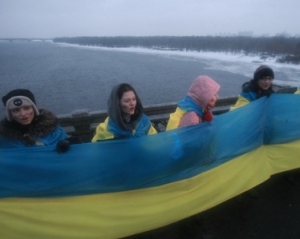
[
  {"xmin": 258, "ymin": 76, "xmax": 273, "ymax": 90},
  {"xmin": 10, "ymin": 105, "xmax": 35, "ymax": 125},
  {"xmin": 119, "ymin": 91, "xmax": 137, "ymax": 115}
]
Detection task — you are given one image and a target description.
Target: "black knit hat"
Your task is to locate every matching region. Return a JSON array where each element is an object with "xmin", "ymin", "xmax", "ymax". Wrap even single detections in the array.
[
  {"xmin": 2, "ymin": 89, "xmax": 39, "ymax": 121},
  {"xmin": 253, "ymin": 65, "xmax": 274, "ymax": 81}
]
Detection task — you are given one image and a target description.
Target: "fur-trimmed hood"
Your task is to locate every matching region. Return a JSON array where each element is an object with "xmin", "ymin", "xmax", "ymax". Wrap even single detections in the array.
[{"xmin": 0, "ymin": 109, "xmax": 58, "ymax": 145}]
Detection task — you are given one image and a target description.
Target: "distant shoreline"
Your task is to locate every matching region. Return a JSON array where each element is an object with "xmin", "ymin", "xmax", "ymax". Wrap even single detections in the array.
[
  {"xmin": 55, "ymin": 42, "xmax": 300, "ymax": 70},
  {"xmin": 53, "ymin": 36, "xmax": 300, "ymax": 65}
]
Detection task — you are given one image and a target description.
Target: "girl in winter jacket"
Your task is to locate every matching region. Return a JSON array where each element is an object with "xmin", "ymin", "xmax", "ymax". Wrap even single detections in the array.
[
  {"xmin": 231, "ymin": 65, "xmax": 275, "ymax": 110},
  {"xmin": 0, "ymin": 89, "xmax": 69, "ymax": 149},
  {"xmin": 166, "ymin": 75, "xmax": 220, "ymax": 130},
  {"xmin": 92, "ymin": 83, "xmax": 157, "ymax": 141}
]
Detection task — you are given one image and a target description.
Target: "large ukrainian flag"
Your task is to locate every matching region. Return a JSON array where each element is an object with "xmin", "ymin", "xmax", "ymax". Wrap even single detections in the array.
[{"xmin": 0, "ymin": 94, "xmax": 300, "ymax": 239}]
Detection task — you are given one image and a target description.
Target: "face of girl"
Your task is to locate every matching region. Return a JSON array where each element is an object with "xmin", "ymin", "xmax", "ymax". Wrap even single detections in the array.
[
  {"xmin": 258, "ymin": 76, "xmax": 273, "ymax": 90},
  {"xmin": 119, "ymin": 91, "xmax": 137, "ymax": 115},
  {"xmin": 207, "ymin": 94, "xmax": 218, "ymax": 109},
  {"xmin": 10, "ymin": 105, "xmax": 35, "ymax": 125}
]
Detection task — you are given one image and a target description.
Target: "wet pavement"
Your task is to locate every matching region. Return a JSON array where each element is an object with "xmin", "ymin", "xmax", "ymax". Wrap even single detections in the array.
[{"xmin": 124, "ymin": 169, "xmax": 300, "ymax": 239}]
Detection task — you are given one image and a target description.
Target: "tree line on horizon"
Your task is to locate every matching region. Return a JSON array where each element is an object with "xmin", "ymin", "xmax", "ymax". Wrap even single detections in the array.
[{"xmin": 53, "ymin": 36, "xmax": 300, "ymax": 64}]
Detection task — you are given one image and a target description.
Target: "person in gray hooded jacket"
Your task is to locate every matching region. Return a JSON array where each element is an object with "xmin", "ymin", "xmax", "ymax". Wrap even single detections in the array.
[{"xmin": 92, "ymin": 83, "xmax": 156, "ymax": 141}]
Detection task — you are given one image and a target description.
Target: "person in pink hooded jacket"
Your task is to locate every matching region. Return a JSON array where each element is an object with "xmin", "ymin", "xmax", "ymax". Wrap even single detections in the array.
[{"xmin": 166, "ymin": 75, "xmax": 220, "ymax": 130}]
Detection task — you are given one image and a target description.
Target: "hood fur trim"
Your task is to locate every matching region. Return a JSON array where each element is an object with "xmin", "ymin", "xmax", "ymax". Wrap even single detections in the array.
[{"xmin": 0, "ymin": 109, "xmax": 58, "ymax": 144}]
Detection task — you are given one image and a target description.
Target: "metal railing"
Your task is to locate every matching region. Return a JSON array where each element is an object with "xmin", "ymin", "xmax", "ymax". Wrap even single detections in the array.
[{"xmin": 57, "ymin": 96, "xmax": 238, "ymax": 142}]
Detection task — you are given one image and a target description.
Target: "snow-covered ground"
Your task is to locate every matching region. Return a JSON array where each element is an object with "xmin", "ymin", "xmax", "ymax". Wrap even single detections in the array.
[{"xmin": 57, "ymin": 42, "xmax": 300, "ymax": 88}]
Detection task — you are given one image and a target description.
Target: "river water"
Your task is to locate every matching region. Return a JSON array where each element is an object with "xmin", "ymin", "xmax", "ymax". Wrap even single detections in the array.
[{"xmin": 1, "ymin": 40, "xmax": 300, "ymax": 118}]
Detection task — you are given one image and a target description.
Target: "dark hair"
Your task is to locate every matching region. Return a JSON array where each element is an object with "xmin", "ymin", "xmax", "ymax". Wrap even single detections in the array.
[
  {"xmin": 117, "ymin": 83, "xmax": 137, "ymax": 100},
  {"xmin": 107, "ymin": 83, "xmax": 144, "ymax": 131}
]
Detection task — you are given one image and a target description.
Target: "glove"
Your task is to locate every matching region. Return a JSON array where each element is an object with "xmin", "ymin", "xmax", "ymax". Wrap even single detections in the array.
[
  {"xmin": 56, "ymin": 136, "xmax": 83, "ymax": 153},
  {"xmin": 56, "ymin": 139, "xmax": 70, "ymax": 153}
]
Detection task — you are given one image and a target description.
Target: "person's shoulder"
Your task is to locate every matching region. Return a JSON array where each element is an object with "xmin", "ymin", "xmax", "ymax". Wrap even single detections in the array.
[
  {"xmin": 242, "ymin": 81, "xmax": 253, "ymax": 92},
  {"xmin": 0, "ymin": 117, "xmax": 16, "ymax": 135},
  {"xmin": 36, "ymin": 109, "xmax": 58, "ymax": 123},
  {"xmin": 0, "ymin": 117, "xmax": 9, "ymax": 127},
  {"xmin": 38, "ymin": 108, "xmax": 56, "ymax": 116},
  {"xmin": 141, "ymin": 112, "xmax": 152, "ymax": 121},
  {"xmin": 33, "ymin": 109, "xmax": 58, "ymax": 135}
]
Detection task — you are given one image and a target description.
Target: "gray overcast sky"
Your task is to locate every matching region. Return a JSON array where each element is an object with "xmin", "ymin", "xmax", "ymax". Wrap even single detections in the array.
[{"xmin": 0, "ymin": 0, "xmax": 299, "ymax": 38}]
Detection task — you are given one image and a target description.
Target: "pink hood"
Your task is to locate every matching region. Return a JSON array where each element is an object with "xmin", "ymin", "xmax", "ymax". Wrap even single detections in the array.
[{"xmin": 187, "ymin": 75, "xmax": 220, "ymax": 109}]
